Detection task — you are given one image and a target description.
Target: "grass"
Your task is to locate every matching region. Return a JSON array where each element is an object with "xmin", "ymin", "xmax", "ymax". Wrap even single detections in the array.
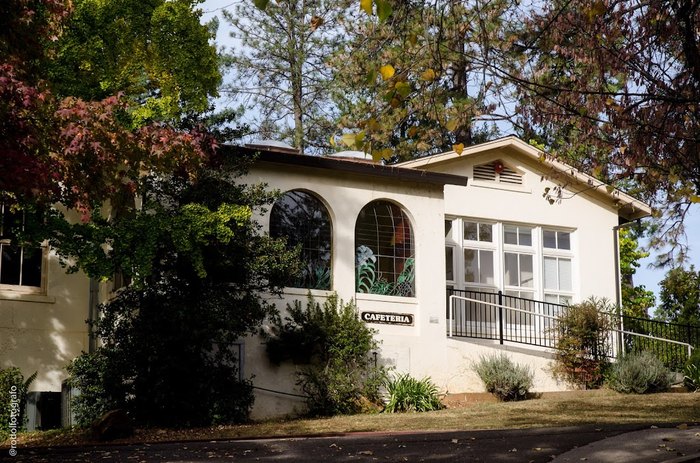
[{"xmin": 3, "ymin": 389, "xmax": 699, "ymax": 449}]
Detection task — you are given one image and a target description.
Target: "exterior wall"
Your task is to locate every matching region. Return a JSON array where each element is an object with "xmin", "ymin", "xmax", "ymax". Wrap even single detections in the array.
[
  {"xmin": 0, "ymin": 252, "xmax": 92, "ymax": 393},
  {"xmin": 425, "ymin": 150, "xmax": 620, "ymax": 302},
  {"xmin": 243, "ymin": 162, "xmax": 452, "ymax": 419}
]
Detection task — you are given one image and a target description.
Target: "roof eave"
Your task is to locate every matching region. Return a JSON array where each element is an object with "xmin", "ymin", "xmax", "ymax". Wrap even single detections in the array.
[
  {"xmin": 221, "ymin": 145, "xmax": 469, "ymax": 187},
  {"xmin": 397, "ymin": 136, "xmax": 652, "ymax": 220}
]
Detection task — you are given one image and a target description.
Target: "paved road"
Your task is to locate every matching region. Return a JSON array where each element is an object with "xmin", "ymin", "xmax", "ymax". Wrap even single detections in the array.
[{"xmin": 6, "ymin": 424, "xmax": 700, "ymax": 462}]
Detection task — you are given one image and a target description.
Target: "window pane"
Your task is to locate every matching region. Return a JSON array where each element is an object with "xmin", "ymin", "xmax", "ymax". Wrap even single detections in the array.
[
  {"xmin": 558, "ymin": 232, "xmax": 571, "ymax": 250},
  {"xmin": 544, "ymin": 293, "xmax": 559, "ymax": 304},
  {"xmin": 543, "ymin": 257, "xmax": 557, "ymax": 290},
  {"xmin": 559, "ymin": 258, "xmax": 573, "ymax": 291},
  {"xmin": 445, "ymin": 220, "xmax": 453, "ymax": 239},
  {"xmin": 504, "ymin": 225, "xmax": 518, "ymax": 245},
  {"xmin": 480, "ymin": 250, "xmax": 494, "ymax": 285},
  {"xmin": 504, "ymin": 252, "xmax": 518, "ymax": 286},
  {"xmin": 464, "ymin": 249, "xmax": 477, "ymax": 283},
  {"xmin": 21, "ymin": 248, "xmax": 42, "ymax": 287},
  {"xmin": 463, "ymin": 221, "xmax": 478, "ymax": 241},
  {"xmin": 355, "ymin": 200, "xmax": 415, "ymax": 296},
  {"xmin": 446, "ymin": 247, "xmax": 454, "ymax": 281},
  {"xmin": 478, "ymin": 223, "xmax": 493, "ymax": 242},
  {"xmin": 520, "ymin": 254, "xmax": 534, "ymax": 287},
  {"xmin": 543, "ymin": 230, "xmax": 557, "ymax": 248},
  {"xmin": 519, "ymin": 227, "xmax": 532, "ymax": 246},
  {"xmin": 1, "ymin": 245, "xmax": 21, "ymax": 285},
  {"xmin": 271, "ymin": 190, "xmax": 332, "ymax": 290}
]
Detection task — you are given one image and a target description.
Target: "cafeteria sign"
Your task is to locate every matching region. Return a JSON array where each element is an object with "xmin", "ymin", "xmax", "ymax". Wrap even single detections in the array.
[{"xmin": 361, "ymin": 311, "xmax": 414, "ymax": 326}]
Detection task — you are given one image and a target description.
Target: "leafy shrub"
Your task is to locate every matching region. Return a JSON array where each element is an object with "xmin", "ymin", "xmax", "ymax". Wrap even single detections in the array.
[
  {"xmin": 0, "ymin": 367, "xmax": 36, "ymax": 439},
  {"xmin": 66, "ymin": 352, "xmax": 116, "ymax": 427},
  {"xmin": 683, "ymin": 348, "xmax": 700, "ymax": 391},
  {"xmin": 264, "ymin": 293, "xmax": 386, "ymax": 416},
  {"xmin": 607, "ymin": 351, "xmax": 673, "ymax": 394},
  {"xmin": 473, "ymin": 353, "xmax": 533, "ymax": 401},
  {"xmin": 551, "ymin": 297, "xmax": 614, "ymax": 389},
  {"xmin": 383, "ymin": 373, "xmax": 443, "ymax": 412}
]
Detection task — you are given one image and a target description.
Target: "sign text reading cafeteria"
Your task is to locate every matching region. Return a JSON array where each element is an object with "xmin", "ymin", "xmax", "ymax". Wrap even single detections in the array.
[{"xmin": 361, "ymin": 311, "xmax": 414, "ymax": 326}]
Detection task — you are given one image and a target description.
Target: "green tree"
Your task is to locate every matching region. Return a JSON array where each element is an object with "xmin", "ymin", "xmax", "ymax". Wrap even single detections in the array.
[
  {"xmin": 333, "ymin": 0, "xmax": 511, "ymax": 160},
  {"xmin": 656, "ymin": 266, "xmax": 700, "ymax": 327},
  {"xmin": 223, "ymin": 0, "xmax": 350, "ymax": 153},
  {"xmin": 619, "ymin": 228, "xmax": 655, "ymax": 318},
  {"xmin": 66, "ymin": 160, "xmax": 301, "ymax": 427},
  {"xmin": 48, "ymin": 0, "xmax": 221, "ymax": 123}
]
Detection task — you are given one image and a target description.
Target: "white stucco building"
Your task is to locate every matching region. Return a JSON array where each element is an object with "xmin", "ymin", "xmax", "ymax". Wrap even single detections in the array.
[{"xmin": 0, "ymin": 136, "xmax": 652, "ymax": 423}]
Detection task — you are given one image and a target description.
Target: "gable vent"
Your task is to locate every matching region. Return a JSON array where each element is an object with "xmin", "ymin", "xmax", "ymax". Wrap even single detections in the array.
[{"xmin": 473, "ymin": 161, "xmax": 523, "ymax": 185}]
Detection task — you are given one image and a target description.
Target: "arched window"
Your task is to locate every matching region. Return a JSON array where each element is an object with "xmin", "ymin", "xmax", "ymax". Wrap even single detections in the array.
[
  {"xmin": 355, "ymin": 201, "xmax": 415, "ymax": 297},
  {"xmin": 270, "ymin": 190, "xmax": 332, "ymax": 290}
]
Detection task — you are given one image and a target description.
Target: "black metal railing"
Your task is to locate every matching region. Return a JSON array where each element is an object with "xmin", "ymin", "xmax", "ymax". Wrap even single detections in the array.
[
  {"xmin": 447, "ymin": 288, "xmax": 698, "ymax": 371},
  {"xmin": 446, "ymin": 288, "xmax": 567, "ymax": 349},
  {"xmin": 621, "ymin": 315, "xmax": 700, "ymax": 371}
]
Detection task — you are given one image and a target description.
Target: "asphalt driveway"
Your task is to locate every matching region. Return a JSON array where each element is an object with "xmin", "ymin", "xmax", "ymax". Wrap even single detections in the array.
[{"xmin": 8, "ymin": 424, "xmax": 699, "ymax": 463}]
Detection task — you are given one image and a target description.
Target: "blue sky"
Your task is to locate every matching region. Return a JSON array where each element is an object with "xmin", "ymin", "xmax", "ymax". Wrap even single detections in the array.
[{"xmin": 636, "ymin": 204, "xmax": 700, "ymax": 310}]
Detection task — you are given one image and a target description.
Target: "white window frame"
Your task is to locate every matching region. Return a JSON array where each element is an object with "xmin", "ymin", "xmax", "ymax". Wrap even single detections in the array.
[
  {"xmin": 0, "ymin": 206, "xmax": 48, "ymax": 296},
  {"xmin": 447, "ymin": 218, "xmax": 577, "ymax": 306},
  {"xmin": 460, "ymin": 219, "xmax": 498, "ymax": 293},
  {"xmin": 542, "ymin": 228, "xmax": 575, "ymax": 305}
]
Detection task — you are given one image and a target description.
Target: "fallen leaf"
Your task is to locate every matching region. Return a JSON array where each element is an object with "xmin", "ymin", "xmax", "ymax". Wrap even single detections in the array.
[{"xmin": 380, "ymin": 64, "xmax": 395, "ymax": 80}]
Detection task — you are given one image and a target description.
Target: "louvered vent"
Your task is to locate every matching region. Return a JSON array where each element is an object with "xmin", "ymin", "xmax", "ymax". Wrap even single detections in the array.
[
  {"xmin": 473, "ymin": 161, "xmax": 523, "ymax": 185},
  {"xmin": 473, "ymin": 164, "xmax": 497, "ymax": 181}
]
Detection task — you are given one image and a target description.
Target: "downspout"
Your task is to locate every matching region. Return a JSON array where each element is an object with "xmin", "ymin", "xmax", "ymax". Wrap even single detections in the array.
[
  {"xmin": 613, "ymin": 219, "xmax": 639, "ymax": 357},
  {"xmin": 87, "ymin": 278, "xmax": 99, "ymax": 353}
]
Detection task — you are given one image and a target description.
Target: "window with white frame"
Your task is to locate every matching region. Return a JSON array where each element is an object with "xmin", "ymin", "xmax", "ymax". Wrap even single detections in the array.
[
  {"xmin": 461, "ymin": 220, "xmax": 496, "ymax": 293},
  {"xmin": 446, "ymin": 219, "xmax": 576, "ymax": 308},
  {"xmin": 445, "ymin": 219, "xmax": 456, "ymax": 288},
  {"xmin": 543, "ymin": 229, "xmax": 574, "ymax": 304},
  {"xmin": 503, "ymin": 225, "xmax": 535, "ymax": 300},
  {"xmin": 0, "ymin": 204, "xmax": 46, "ymax": 293}
]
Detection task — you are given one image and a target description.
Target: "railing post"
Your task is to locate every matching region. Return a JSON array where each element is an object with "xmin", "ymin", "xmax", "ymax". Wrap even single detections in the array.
[
  {"xmin": 498, "ymin": 290, "xmax": 504, "ymax": 345},
  {"xmin": 448, "ymin": 295, "xmax": 454, "ymax": 338}
]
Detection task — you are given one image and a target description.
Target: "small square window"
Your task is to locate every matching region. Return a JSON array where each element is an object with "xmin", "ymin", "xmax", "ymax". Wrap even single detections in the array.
[
  {"xmin": 463, "ymin": 221, "xmax": 492, "ymax": 242},
  {"xmin": 544, "ymin": 230, "xmax": 571, "ymax": 250},
  {"xmin": 504, "ymin": 225, "xmax": 532, "ymax": 246}
]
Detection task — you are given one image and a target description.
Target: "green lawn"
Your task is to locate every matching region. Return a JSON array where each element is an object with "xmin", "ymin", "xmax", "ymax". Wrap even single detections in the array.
[{"xmin": 4, "ymin": 389, "xmax": 699, "ymax": 449}]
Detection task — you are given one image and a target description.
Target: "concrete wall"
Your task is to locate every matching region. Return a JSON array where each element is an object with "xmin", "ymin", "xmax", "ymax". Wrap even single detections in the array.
[{"xmin": 0, "ymin": 252, "xmax": 92, "ymax": 393}]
